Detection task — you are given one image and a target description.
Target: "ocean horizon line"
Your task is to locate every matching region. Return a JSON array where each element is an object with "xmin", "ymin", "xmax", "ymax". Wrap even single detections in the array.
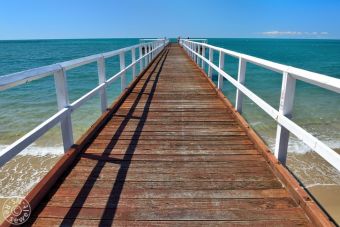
[{"xmin": 1, "ymin": 37, "xmax": 340, "ymax": 41}]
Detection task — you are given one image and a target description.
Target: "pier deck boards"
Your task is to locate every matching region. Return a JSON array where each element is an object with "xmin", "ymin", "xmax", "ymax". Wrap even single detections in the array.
[{"xmin": 26, "ymin": 44, "xmax": 329, "ymax": 226}]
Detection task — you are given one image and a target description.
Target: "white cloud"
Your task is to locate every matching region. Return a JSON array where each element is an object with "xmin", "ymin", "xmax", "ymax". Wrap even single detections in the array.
[{"xmin": 260, "ymin": 31, "xmax": 329, "ymax": 36}]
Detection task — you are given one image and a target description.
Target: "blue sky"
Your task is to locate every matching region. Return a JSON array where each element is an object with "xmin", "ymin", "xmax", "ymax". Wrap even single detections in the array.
[{"xmin": 1, "ymin": 0, "xmax": 340, "ymax": 39}]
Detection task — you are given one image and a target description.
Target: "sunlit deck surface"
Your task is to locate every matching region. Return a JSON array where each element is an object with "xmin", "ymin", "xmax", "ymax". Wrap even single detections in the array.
[{"xmin": 27, "ymin": 44, "xmax": 325, "ymax": 226}]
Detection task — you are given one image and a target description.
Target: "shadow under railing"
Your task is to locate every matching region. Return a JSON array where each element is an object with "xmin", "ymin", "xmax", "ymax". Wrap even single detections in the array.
[{"xmin": 53, "ymin": 45, "xmax": 169, "ymax": 226}]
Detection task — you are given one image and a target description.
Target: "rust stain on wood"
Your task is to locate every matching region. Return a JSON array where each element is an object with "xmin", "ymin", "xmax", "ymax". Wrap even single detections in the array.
[{"xmin": 6, "ymin": 44, "xmax": 333, "ymax": 226}]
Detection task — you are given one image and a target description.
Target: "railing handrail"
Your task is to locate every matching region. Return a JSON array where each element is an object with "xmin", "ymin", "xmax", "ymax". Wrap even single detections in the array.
[
  {"xmin": 182, "ymin": 40, "xmax": 340, "ymax": 93},
  {"xmin": 0, "ymin": 39, "xmax": 169, "ymax": 167},
  {"xmin": 0, "ymin": 42, "xmax": 160, "ymax": 91},
  {"xmin": 180, "ymin": 39, "xmax": 340, "ymax": 172},
  {"xmin": 185, "ymin": 38, "xmax": 208, "ymax": 43}
]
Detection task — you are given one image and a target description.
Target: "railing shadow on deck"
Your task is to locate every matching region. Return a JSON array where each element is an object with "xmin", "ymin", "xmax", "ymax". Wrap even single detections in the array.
[{"xmin": 45, "ymin": 46, "xmax": 169, "ymax": 225}]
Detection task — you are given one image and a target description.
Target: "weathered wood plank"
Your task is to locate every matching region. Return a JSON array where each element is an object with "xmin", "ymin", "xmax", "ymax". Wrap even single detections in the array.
[
  {"xmin": 84, "ymin": 147, "xmax": 258, "ymax": 155},
  {"xmin": 90, "ymin": 139, "xmax": 253, "ymax": 146},
  {"xmin": 28, "ymin": 219, "xmax": 312, "ymax": 227},
  {"xmin": 33, "ymin": 206, "xmax": 306, "ymax": 220},
  {"xmin": 79, "ymin": 154, "xmax": 264, "ymax": 162},
  {"xmin": 56, "ymin": 180, "xmax": 284, "ymax": 190},
  {"xmin": 74, "ymin": 158, "xmax": 268, "ymax": 167},
  {"xmin": 63, "ymin": 169, "xmax": 274, "ymax": 182},
  {"xmin": 86, "ymin": 144, "xmax": 257, "ymax": 151},
  {"xmin": 97, "ymin": 130, "xmax": 247, "ymax": 136},
  {"xmin": 41, "ymin": 198, "xmax": 297, "ymax": 209}
]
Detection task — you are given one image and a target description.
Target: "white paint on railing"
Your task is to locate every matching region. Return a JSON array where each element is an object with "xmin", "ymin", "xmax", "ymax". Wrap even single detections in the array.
[
  {"xmin": 54, "ymin": 69, "xmax": 74, "ymax": 151},
  {"xmin": 148, "ymin": 43, "xmax": 152, "ymax": 64},
  {"xmin": 0, "ymin": 39, "xmax": 168, "ymax": 168},
  {"xmin": 218, "ymin": 51, "xmax": 224, "ymax": 90},
  {"xmin": 139, "ymin": 46, "xmax": 144, "ymax": 72},
  {"xmin": 235, "ymin": 58, "xmax": 247, "ymax": 113},
  {"xmin": 208, "ymin": 48, "xmax": 213, "ymax": 78},
  {"xmin": 187, "ymin": 39, "xmax": 208, "ymax": 43},
  {"xmin": 274, "ymin": 72, "xmax": 296, "ymax": 164},
  {"xmin": 119, "ymin": 52, "xmax": 126, "ymax": 91},
  {"xmin": 145, "ymin": 45, "xmax": 148, "ymax": 66},
  {"xmin": 201, "ymin": 46, "xmax": 205, "ymax": 69},
  {"xmin": 195, "ymin": 44, "xmax": 199, "ymax": 65},
  {"xmin": 0, "ymin": 65, "xmax": 61, "ymax": 91},
  {"xmin": 97, "ymin": 57, "xmax": 107, "ymax": 113},
  {"xmin": 180, "ymin": 39, "xmax": 340, "ymax": 172},
  {"xmin": 131, "ymin": 48, "xmax": 136, "ymax": 79}
]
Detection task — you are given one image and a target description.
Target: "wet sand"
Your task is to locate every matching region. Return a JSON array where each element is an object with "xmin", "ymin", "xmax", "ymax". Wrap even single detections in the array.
[
  {"xmin": 308, "ymin": 185, "xmax": 340, "ymax": 224},
  {"xmin": 287, "ymin": 149, "xmax": 340, "ymax": 225}
]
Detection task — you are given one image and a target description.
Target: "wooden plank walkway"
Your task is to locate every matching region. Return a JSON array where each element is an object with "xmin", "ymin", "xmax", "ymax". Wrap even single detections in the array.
[{"xmin": 25, "ymin": 44, "xmax": 331, "ymax": 226}]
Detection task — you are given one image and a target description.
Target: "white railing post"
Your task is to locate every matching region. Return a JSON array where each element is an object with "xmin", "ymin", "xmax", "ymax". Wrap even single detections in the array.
[
  {"xmin": 154, "ymin": 43, "xmax": 157, "ymax": 55},
  {"xmin": 97, "ymin": 57, "xmax": 107, "ymax": 113},
  {"xmin": 274, "ymin": 72, "xmax": 296, "ymax": 164},
  {"xmin": 150, "ymin": 43, "xmax": 153, "ymax": 60},
  {"xmin": 189, "ymin": 43, "xmax": 194, "ymax": 59},
  {"xmin": 120, "ymin": 52, "xmax": 126, "ymax": 91},
  {"xmin": 197, "ymin": 44, "xmax": 200, "ymax": 65},
  {"xmin": 218, "ymin": 51, "xmax": 224, "ymax": 90},
  {"xmin": 192, "ymin": 43, "xmax": 194, "ymax": 59},
  {"xmin": 131, "ymin": 48, "xmax": 136, "ymax": 79},
  {"xmin": 186, "ymin": 42, "xmax": 191, "ymax": 57},
  {"xmin": 148, "ymin": 43, "xmax": 152, "ymax": 63},
  {"xmin": 195, "ymin": 44, "xmax": 198, "ymax": 64},
  {"xmin": 159, "ymin": 41, "xmax": 160, "ymax": 52},
  {"xmin": 189, "ymin": 42, "xmax": 191, "ymax": 56},
  {"xmin": 145, "ymin": 45, "xmax": 149, "ymax": 65},
  {"xmin": 208, "ymin": 48, "xmax": 213, "ymax": 78},
  {"xmin": 191, "ymin": 43, "xmax": 194, "ymax": 59},
  {"xmin": 143, "ymin": 45, "xmax": 147, "ymax": 66},
  {"xmin": 187, "ymin": 42, "xmax": 190, "ymax": 57},
  {"xmin": 235, "ymin": 58, "xmax": 247, "ymax": 113},
  {"xmin": 54, "ymin": 69, "xmax": 74, "ymax": 151},
  {"xmin": 186, "ymin": 41, "xmax": 189, "ymax": 55},
  {"xmin": 139, "ymin": 45, "xmax": 144, "ymax": 72},
  {"xmin": 201, "ymin": 46, "xmax": 205, "ymax": 69},
  {"xmin": 194, "ymin": 44, "xmax": 197, "ymax": 63}
]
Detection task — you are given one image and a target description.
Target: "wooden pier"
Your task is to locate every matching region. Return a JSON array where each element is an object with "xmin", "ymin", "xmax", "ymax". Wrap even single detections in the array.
[{"xmin": 7, "ymin": 43, "xmax": 329, "ymax": 226}]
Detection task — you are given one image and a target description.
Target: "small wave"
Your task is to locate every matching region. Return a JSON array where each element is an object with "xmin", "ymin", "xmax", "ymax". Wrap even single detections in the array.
[
  {"xmin": 0, "ymin": 144, "xmax": 64, "ymax": 157},
  {"xmin": 305, "ymin": 183, "xmax": 339, "ymax": 188},
  {"xmin": 265, "ymin": 137, "xmax": 340, "ymax": 154}
]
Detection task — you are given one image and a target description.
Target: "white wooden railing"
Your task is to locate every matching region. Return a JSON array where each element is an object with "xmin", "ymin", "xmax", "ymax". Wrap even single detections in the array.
[
  {"xmin": 0, "ymin": 39, "xmax": 169, "ymax": 167},
  {"xmin": 180, "ymin": 39, "xmax": 340, "ymax": 172}
]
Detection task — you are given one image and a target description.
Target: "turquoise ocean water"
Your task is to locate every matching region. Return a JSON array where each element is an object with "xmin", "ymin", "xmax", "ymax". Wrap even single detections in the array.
[{"xmin": 0, "ymin": 38, "xmax": 339, "ymax": 221}]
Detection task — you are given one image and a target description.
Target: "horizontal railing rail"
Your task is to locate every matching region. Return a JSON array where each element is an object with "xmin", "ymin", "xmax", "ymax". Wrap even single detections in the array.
[
  {"xmin": 180, "ymin": 39, "xmax": 340, "ymax": 172},
  {"xmin": 187, "ymin": 39, "xmax": 208, "ymax": 43},
  {"xmin": 140, "ymin": 38, "xmax": 167, "ymax": 42},
  {"xmin": 0, "ymin": 39, "xmax": 169, "ymax": 168}
]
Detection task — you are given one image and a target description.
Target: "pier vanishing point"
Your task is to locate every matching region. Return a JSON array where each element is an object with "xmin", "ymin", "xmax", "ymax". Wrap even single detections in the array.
[{"xmin": 1, "ymin": 39, "xmax": 340, "ymax": 226}]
